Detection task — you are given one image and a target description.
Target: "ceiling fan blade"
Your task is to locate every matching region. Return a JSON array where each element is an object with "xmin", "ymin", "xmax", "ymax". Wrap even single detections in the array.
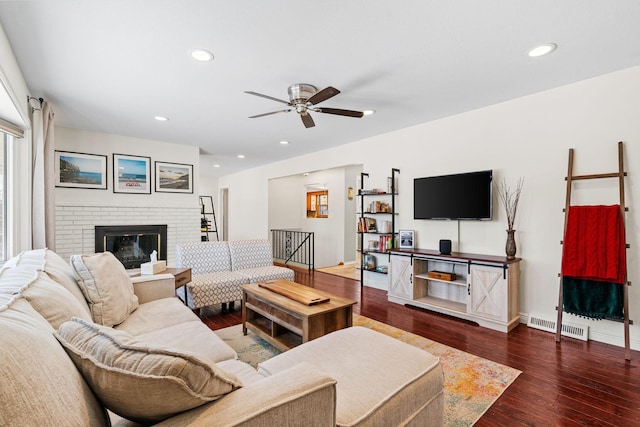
[
  {"xmin": 307, "ymin": 86, "xmax": 340, "ymax": 105},
  {"xmin": 249, "ymin": 109, "xmax": 291, "ymax": 118},
  {"xmin": 314, "ymin": 107, "xmax": 364, "ymax": 118},
  {"xmin": 244, "ymin": 91, "xmax": 291, "ymax": 105},
  {"xmin": 301, "ymin": 112, "xmax": 315, "ymax": 128}
]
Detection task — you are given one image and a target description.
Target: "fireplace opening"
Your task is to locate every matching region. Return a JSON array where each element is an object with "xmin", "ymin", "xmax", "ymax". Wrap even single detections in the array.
[{"xmin": 95, "ymin": 225, "xmax": 167, "ymax": 269}]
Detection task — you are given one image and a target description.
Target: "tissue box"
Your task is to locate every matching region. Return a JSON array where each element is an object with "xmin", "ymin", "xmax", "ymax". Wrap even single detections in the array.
[{"xmin": 141, "ymin": 260, "xmax": 166, "ymax": 275}]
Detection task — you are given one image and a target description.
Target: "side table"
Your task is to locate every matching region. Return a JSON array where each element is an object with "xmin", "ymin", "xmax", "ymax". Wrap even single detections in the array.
[
  {"xmin": 129, "ymin": 267, "xmax": 192, "ymax": 304},
  {"xmin": 164, "ymin": 267, "xmax": 192, "ymax": 304}
]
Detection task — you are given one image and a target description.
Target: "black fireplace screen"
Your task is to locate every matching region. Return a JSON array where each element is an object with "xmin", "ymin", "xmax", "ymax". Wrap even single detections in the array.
[{"xmin": 95, "ymin": 225, "xmax": 167, "ymax": 269}]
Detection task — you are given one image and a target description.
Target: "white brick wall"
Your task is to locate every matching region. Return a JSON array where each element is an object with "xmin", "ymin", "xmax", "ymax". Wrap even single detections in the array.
[{"xmin": 55, "ymin": 204, "xmax": 201, "ymax": 266}]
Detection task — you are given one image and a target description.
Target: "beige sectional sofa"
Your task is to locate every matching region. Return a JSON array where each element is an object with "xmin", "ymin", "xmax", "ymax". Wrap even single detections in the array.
[
  {"xmin": 0, "ymin": 248, "xmax": 444, "ymax": 426},
  {"xmin": 175, "ymin": 239, "xmax": 294, "ymax": 312}
]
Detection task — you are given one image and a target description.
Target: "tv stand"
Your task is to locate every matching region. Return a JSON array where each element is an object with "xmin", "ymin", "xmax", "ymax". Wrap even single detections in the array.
[{"xmin": 388, "ymin": 248, "xmax": 521, "ymax": 333}]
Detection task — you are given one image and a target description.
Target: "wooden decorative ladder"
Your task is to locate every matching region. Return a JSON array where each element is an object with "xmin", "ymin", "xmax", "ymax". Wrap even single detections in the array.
[{"xmin": 556, "ymin": 141, "xmax": 631, "ymax": 360}]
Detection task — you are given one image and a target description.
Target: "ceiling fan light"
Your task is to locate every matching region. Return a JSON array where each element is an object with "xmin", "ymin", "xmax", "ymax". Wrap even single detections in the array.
[
  {"xmin": 190, "ymin": 48, "xmax": 214, "ymax": 62},
  {"xmin": 528, "ymin": 43, "xmax": 557, "ymax": 57}
]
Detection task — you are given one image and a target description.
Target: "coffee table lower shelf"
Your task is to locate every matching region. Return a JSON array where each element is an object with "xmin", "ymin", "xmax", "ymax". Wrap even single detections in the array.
[{"xmin": 243, "ymin": 311, "xmax": 302, "ymax": 352}]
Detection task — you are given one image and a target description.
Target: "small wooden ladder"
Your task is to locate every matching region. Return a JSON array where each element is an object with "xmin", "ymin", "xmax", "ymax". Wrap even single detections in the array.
[{"xmin": 556, "ymin": 141, "xmax": 631, "ymax": 360}]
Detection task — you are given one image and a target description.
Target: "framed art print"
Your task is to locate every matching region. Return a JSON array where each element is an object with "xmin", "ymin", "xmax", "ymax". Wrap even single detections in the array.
[
  {"xmin": 399, "ymin": 230, "xmax": 415, "ymax": 249},
  {"xmin": 155, "ymin": 161, "xmax": 193, "ymax": 193},
  {"xmin": 55, "ymin": 151, "xmax": 107, "ymax": 189},
  {"xmin": 113, "ymin": 154, "xmax": 151, "ymax": 194}
]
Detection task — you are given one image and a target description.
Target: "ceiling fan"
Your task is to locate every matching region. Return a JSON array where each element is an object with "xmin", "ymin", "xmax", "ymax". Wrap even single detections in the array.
[{"xmin": 245, "ymin": 83, "xmax": 364, "ymax": 128}]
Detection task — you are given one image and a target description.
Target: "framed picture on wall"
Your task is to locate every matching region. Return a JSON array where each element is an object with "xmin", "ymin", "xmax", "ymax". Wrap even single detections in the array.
[
  {"xmin": 54, "ymin": 151, "xmax": 107, "ymax": 189},
  {"xmin": 113, "ymin": 154, "xmax": 151, "ymax": 194},
  {"xmin": 399, "ymin": 230, "xmax": 415, "ymax": 249},
  {"xmin": 155, "ymin": 161, "xmax": 193, "ymax": 193}
]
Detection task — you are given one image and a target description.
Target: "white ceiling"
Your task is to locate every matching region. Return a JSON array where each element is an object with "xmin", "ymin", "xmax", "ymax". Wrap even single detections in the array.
[{"xmin": 1, "ymin": 1, "xmax": 640, "ymax": 178}]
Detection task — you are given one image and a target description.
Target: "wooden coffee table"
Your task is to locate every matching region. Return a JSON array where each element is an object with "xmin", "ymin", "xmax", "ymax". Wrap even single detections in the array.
[{"xmin": 241, "ymin": 279, "xmax": 356, "ymax": 352}]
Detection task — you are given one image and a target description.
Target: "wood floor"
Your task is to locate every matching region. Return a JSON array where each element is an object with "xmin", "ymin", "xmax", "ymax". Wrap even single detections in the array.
[{"xmin": 200, "ymin": 267, "xmax": 640, "ymax": 426}]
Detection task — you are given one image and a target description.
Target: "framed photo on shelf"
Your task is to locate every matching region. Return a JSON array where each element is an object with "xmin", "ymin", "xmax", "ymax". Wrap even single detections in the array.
[
  {"xmin": 399, "ymin": 230, "xmax": 415, "ymax": 249},
  {"xmin": 155, "ymin": 161, "xmax": 193, "ymax": 193},
  {"xmin": 55, "ymin": 151, "xmax": 107, "ymax": 190},
  {"xmin": 113, "ymin": 154, "xmax": 151, "ymax": 194}
]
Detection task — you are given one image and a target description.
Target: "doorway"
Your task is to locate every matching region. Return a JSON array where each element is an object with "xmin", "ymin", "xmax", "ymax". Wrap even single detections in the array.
[{"xmin": 220, "ymin": 187, "xmax": 229, "ymax": 241}]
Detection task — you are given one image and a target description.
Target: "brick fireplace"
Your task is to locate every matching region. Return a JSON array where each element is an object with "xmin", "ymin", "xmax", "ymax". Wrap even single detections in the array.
[{"xmin": 55, "ymin": 204, "xmax": 200, "ymax": 267}]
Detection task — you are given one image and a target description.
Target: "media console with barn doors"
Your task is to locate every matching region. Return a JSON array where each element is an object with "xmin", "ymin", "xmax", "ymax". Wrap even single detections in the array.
[
  {"xmin": 388, "ymin": 248, "xmax": 521, "ymax": 333},
  {"xmin": 95, "ymin": 225, "xmax": 167, "ymax": 269}
]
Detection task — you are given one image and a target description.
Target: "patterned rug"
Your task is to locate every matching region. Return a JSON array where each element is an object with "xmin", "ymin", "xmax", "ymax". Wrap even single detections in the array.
[{"xmin": 216, "ymin": 314, "xmax": 521, "ymax": 426}]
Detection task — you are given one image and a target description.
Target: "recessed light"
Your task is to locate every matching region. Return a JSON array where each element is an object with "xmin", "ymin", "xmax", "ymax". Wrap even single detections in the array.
[
  {"xmin": 190, "ymin": 48, "xmax": 214, "ymax": 62},
  {"xmin": 363, "ymin": 109, "xmax": 376, "ymax": 116},
  {"xmin": 279, "ymin": 140, "xmax": 290, "ymax": 145},
  {"xmin": 213, "ymin": 164, "xmax": 220, "ymax": 168},
  {"xmin": 303, "ymin": 173, "xmax": 310, "ymax": 176},
  {"xmin": 237, "ymin": 154, "xmax": 245, "ymax": 159},
  {"xmin": 528, "ymin": 43, "xmax": 557, "ymax": 57},
  {"xmin": 154, "ymin": 116, "xmax": 169, "ymax": 121}
]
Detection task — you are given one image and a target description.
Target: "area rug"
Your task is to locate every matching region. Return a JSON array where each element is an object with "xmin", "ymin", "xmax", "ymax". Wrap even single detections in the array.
[{"xmin": 216, "ymin": 314, "xmax": 521, "ymax": 426}]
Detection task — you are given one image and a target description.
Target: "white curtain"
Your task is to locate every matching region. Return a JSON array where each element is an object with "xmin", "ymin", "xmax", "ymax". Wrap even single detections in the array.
[{"xmin": 30, "ymin": 99, "xmax": 55, "ymax": 249}]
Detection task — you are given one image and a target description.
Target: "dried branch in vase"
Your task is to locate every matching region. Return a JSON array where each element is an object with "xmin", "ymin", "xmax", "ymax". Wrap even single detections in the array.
[{"xmin": 498, "ymin": 177, "xmax": 524, "ymax": 231}]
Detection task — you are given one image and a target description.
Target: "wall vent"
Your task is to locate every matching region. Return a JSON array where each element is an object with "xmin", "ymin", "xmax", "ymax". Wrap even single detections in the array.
[{"xmin": 527, "ymin": 314, "xmax": 589, "ymax": 341}]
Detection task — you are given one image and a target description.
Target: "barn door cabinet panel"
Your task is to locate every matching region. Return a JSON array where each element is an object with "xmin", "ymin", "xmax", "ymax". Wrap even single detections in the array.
[{"xmin": 389, "ymin": 254, "xmax": 412, "ymax": 300}]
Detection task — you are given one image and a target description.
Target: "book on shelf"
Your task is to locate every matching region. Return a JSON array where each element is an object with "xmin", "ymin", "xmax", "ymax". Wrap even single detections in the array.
[
  {"xmin": 366, "ymin": 200, "xmax": 390, "ymax": 213},
  {"xmin": 357, "ymin": 217, "xmax": 378, "ymax": 232}
]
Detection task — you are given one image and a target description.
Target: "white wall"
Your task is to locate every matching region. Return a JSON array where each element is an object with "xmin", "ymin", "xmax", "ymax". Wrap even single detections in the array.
[
  {"xmin": 54, "ymin": 127, "xmax": 201, "ymax": 264},
  {"xmin": 219, "ymin": 65, "xmax": 640, "ymax": 350}
]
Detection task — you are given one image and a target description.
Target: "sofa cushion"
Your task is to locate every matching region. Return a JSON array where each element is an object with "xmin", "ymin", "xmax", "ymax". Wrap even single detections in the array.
[
  {"xmin": 0, "ymin": 267, "xmax": 92, "ymax": 329},
  {"xmin": 55, "ymin": 318, "xmax": 242, "ymax": 424},
  {"xmin": 176, "ymin": 241, "xmax": 232, "ymax": 274},
  {"xmin": 186, "ymin": 271, "xmax": 248, "ymax": 308},
  {"xmin": 114, "ymin": 297, "xmax": 198, "ymax": 335},
  {"xmin": 236, "ymin": 265, "xmax": 295, "ymax": 283},
  {"xmin": 70, "ymin": 252, "xmax": 139, "ymax": 326},
  {"xmin": 0, "ymin": 297, "xmax": 109, "ymax": 426},
  {"xmin": 228, "ymin": 239, "xmax": 274, "ymax": 271},
  {"xmin": 114, "ymin": 298, "xmax": 237, "ymax": 363},
  {"xmin": 133, "ymin": 320, "xmax": 238, "ymax": 364}
]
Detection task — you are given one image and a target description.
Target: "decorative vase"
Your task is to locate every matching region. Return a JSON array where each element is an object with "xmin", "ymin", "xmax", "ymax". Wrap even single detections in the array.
[{"xmin": 505, "ymin": 229, "xmax": 516, "ymax": 260}]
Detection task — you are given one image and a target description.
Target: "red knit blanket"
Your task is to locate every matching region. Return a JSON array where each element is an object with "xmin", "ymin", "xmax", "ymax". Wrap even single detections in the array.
[{"xmin": 561, "ymin": 205, "xmax": 626, "ymax": 284}]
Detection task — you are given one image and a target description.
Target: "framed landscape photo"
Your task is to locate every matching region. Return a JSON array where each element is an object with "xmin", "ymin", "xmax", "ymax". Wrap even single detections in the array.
[
  {"xmin": 399, "ymin": 229, "xmax": 415, "ymax": 249},
  {"xmin": 155, "ymin": 161, "xmax": 193, "ymax": 193},
  {"xmin": 113, "ymin": 154, "xmax": 151, "ymax": 194},
  {"xmin": 55, "ymin": 151, "xmax": 107, "ymax": 189}
]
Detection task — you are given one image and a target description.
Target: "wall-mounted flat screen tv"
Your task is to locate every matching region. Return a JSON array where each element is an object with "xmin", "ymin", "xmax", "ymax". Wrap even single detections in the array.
[{"xmin": 414, "ymin": 170, "xmax": 493, "ymax": 220}]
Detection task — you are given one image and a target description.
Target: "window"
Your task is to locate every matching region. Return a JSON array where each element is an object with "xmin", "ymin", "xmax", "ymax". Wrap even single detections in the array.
[{"xmin": 0, "ymin": 132, "xmax": 6, "ymax": 261}]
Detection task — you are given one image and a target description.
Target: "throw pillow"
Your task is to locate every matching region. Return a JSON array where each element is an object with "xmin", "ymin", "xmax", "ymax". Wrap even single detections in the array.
[
  {"xmin": 70, "ymin": 252, "xmax": 138, "ymax": 326},
  {"xmin": 55, "ymin": 318, "xmax": 242, "ymax": 423},
  {"xmin": 9, "ymin": 268, "xmax": 92, "ymax": 329}
]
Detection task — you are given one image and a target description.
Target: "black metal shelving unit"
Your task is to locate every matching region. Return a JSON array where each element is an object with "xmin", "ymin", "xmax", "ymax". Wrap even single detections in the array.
[{"xmin": 357, "ymin": 168, "xmax": 400, "ymax": 287}]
